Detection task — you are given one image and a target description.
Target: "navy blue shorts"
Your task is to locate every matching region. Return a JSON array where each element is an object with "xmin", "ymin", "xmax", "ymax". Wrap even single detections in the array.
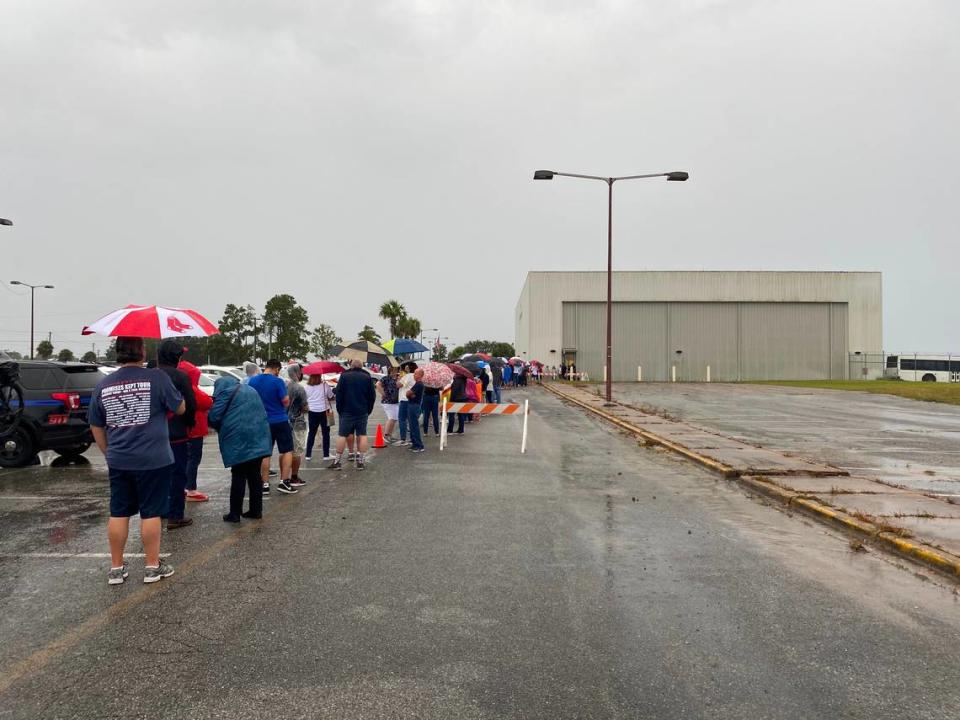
[
  {"xmin": 269, "ymin": 421, "xmax": 294, "ymax": 454},
  {"xmin": 109, "ymin": 465, "xmax": 172, "ymax": 519},
  {"xmin": 338, "ymin": 412, "xmax": 369, "ymax": 438}
]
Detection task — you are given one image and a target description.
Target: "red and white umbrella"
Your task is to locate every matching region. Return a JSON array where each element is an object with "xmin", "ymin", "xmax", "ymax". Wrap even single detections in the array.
[{"xmin": 82, "ymin": 305, "xmax": 219, "ymax": 338}]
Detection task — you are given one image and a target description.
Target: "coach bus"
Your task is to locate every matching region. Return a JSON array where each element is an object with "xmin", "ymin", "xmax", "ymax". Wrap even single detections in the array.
[{"xmin": 886, "ymin": 354, "xmax": 960, "ymax": 382}]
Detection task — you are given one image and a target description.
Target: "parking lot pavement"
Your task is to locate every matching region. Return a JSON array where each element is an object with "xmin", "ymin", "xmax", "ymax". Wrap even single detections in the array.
[
  {"xmin": 606, "ymin": 382, "xmax": 960, "ymax": 496},
  {"xmin": 1, "ymin": 390, "xmax": 959, "ymax": 718}
]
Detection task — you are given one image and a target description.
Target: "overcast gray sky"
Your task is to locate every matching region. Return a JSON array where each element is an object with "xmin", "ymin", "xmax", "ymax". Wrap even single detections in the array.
[{"xmin": 2, "ymin": 0, "xmax": 958, "ymax": 357}]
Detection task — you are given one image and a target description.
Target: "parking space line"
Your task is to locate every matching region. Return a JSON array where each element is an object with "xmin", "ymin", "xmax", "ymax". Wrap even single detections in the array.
[
  {"xmin": 0, "ymin": 553, "xmax": 171, "ymax": 559},
  {"xmin": 0, "ymin": 496, "xmax": 109, "ymax": 501},
  {"xmin": 0, "ymin": 495, "xmax": 229, "ymax": 501},
  {"xmin": 0, "ymin": 479, "xmax": 319, "ymax": 697}
]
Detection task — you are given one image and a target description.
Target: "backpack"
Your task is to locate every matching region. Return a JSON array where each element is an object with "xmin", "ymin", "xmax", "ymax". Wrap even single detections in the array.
[{"xmin": 466, "ymin": 379, "xmax": 479, "ymax": 402}]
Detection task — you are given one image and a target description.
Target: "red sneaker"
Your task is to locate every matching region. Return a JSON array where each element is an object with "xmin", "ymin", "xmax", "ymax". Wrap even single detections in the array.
[{"xmin": 185, "ymin": 490, "xmax": 209, "ymax": 502}]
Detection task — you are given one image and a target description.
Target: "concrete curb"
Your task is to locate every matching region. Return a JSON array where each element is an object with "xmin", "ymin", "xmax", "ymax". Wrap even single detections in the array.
[
  {"xmin": 542, "ymin": 383, "xmax": 960, "ymax": 582},
  {"xmin": 741, "ymin": 476, "xmax": 960, "ymax": 581},
  {"xmin": 541, "ymin": 382, "xmax": 738, "ymax": 477}
]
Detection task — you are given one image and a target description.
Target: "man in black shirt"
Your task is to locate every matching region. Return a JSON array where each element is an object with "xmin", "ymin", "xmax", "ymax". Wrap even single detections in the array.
[
  {"xmin": 328, "ymin": 360, "xmax": 377, "ymax": 471},
  {"xmin": 156, "ymin": 339, "xmax": 197, "ymax": 529}
]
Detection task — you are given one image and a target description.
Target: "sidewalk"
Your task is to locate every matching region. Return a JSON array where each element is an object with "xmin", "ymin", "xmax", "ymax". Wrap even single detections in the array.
[{"xmin": 544, "ymin": 382, "xmax": 960, "ymax": 580}]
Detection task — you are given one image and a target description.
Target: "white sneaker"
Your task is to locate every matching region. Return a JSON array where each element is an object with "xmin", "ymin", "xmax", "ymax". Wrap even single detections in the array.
[{"xmin": 323, "ymin": 455, "xmax": 335, "ymax": 461}]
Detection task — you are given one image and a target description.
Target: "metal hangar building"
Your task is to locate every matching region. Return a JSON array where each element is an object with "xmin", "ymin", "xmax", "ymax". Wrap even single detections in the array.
[{"xmin": 514, "ymin": 271, "xmax": 883, "ymax": 381}]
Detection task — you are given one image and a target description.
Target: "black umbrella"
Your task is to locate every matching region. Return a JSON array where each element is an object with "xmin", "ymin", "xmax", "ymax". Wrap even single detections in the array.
[
  {"xmin": 488, "ymin": 357, "xmax": 506, "ymax": 368},
  {"xmin": 460, "ymin": 360, "xmax": 481, "ymax": 375},
  {"xmin": 328, "ymin": 340, "xmax": 399, "ymax": 368}
]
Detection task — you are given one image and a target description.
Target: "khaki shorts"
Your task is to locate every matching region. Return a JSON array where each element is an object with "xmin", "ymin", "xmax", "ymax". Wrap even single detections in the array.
[{"xmin": 292, "ymin": 424, "xmax": 308, "ymax": 455}]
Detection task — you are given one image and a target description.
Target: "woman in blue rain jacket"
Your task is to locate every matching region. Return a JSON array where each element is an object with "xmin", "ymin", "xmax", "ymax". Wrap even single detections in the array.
[{"xmin": 208, "ymin": 376, "xmax": 272, "ymax": 521}]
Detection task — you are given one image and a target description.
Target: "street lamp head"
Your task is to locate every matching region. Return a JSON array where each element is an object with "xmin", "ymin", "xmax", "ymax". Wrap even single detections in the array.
[
  {"xmin": 0, "ymin": 218, "xmax": 12, "ymax": 226},
  {"xmin": 666, "ymin": 171, "xmax": 689, "ymax": 182},
  {"xmin": 10, "ymin": 281, "xmax": 22, "ymax": 286},
  {"xmin": 43, "ymin": 285, "xmax": 55, "ymax": 289},
  {"xmin": 533, "ymin": 170, "xmax": 555, "ymax": 180}
]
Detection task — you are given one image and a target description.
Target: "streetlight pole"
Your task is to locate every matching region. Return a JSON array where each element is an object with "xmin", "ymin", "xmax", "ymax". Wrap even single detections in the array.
[
  {"xmin": 9, "ymin": 281, "xmax": 55, "ymax": 359},
  {"xmin": 533, "ymin": 169, "xmax": 689, "ymax": 402}
]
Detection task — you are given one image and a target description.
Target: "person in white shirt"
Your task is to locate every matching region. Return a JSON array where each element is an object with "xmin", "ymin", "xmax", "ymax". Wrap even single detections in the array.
[
  {"xmin": 305, "ymin": 373, "xmax": 335, "ymax": 460},
  {"xmin": 397, "ymin": 362, "xmax": 418, "ymax": 446}
]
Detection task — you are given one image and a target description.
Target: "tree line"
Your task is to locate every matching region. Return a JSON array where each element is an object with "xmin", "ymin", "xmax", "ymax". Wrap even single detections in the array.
[{"xmin": 3, "ymin": 296, "xmax": 515, "ymax": 366}]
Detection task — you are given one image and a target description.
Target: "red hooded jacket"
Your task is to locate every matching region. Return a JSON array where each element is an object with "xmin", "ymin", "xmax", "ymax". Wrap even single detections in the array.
[{"xmin": 178, "ymin": 361, "xmax": 213, "ymax": 439}]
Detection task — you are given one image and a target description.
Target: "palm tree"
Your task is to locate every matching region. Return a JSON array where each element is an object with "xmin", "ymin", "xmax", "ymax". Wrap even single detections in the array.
[
  {"xmin": 378, "ymin": 300, "xmax": 406, "ymax": 338},
  {"xmin": 358, "ymin": 325, "xmax": 382, "ymax": 344},
  {"xmin": 395, "ymin": 315, "xmax": 422, "ymax": 339}
]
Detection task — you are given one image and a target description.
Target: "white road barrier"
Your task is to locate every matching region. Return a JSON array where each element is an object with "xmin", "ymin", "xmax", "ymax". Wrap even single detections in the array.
[{"xmin": 441, "ymin": 400, "xmax": 530, "ymax": 453}]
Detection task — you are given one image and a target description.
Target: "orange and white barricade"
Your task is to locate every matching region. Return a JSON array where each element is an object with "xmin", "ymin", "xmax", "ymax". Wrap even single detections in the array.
[{"xmin": 440, "ymin": 400, "xmax": 530, "ymax": 453}]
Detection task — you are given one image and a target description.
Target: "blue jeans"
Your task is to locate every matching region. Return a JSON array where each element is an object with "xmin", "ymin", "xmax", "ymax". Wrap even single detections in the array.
[
  {"xmin": 447, "ymin": 411, "xmax": 466, "ymax": 434},
  {"xmin": 407, "ymin": 403, "xmax": 424, "ymax": 450},
  {"xmin": 493, "ymin": 385, "xmax": 502, "ymax": 404},
  {"xmin": 185, "ymin": 436, "xmax": 203, "ymax": 491},
  {"xmin": 306, "ymin": 410, "xmax": 330, "ymax": 458},
  {"xmin": 421, "ymin": 394, "xmax": 440, "ymax": 435},
  {"xmin": 398, "ymin": 401, "xmax": 409, "ymax": 441},
  {"xmin": 168, "ymin": 441, "xmax": 189, "ymax": 521}
]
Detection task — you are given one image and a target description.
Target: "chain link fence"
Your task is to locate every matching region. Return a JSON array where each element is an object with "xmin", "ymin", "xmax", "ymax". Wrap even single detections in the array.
[{"xmin": 848, "ymin": 352, "xmax": 889, "ymax": 380}]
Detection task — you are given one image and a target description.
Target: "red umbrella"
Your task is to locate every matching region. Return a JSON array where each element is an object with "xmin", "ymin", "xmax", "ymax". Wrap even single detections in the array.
[
  {"xmin": 303, "ymin": 360, "xmax": 344, "ymax": 375},
  {"xmin": 82, "ymin": 305, "xmax": 218, "ymax": 338},
  {"xmin": 446, "ymin": 363, "xmax": 473, "ymax": 379}
]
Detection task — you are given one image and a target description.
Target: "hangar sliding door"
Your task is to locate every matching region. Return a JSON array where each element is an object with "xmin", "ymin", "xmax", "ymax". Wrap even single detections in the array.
[
  {"xmin": 562, "ymin": 301, "xmax": 668, "ymax": 381},
  {"xmin": 738, "ymin": 302, "xmax": 847, "ymax": 380},
  {"xmin": 667, "ymin": 302, "xmax": 739, "ymax": 381},
  {"xmin": 563, "ymin": 301, "xmax": 848, "ymax": 381}
]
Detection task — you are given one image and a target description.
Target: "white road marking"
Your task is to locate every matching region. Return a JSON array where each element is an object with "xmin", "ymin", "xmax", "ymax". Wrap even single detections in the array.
[
  {"xmin": 0, "ymin": 553, "xmax": 171, "ymax": 559},
  {"xmin": 0, "ymin": 495, "xmax": 229, "ymax": 501},
  {"xmin": 0, "ymin": 496, "xmax": 109, "ymax": 501}
]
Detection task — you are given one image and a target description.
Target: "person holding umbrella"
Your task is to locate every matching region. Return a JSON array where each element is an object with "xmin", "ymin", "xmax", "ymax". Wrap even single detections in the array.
[
  {"xmin": 88, "ymin": 336, "xmax": 185, "ymax": 585},
  {"xmin": 304, "ymin": 370, "xmax": 336, "ymax": 461},
  {"xmin": 421, "ymin": 383, "xmax": 442, "ymax": 438}
]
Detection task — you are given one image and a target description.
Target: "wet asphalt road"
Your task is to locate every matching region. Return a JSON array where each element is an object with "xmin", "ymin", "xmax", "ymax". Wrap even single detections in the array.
[
  {"xmin": 1, "ymin": 387, "xmax": 959, "ymax": 719},
  {"xmin": 606, "ymin": 382, "xmax": 960, "ymax": 496}
]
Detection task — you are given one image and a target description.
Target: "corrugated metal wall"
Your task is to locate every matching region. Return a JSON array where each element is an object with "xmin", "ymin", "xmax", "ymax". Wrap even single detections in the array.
[
  {"xmin": 518, "ymin": 271, "xmax": 882, "ymax": 367},
  {"xmin": 562, "ymin": 301, "xmax": 849, "ymax": 381}
]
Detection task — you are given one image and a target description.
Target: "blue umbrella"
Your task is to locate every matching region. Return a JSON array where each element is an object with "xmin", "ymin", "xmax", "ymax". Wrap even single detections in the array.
[{"xmin": 383, "ymin": 338, "xmax": 429, "ymax": 355}]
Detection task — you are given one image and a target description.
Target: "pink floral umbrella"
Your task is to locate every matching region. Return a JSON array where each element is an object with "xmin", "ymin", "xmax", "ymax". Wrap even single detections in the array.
[
  {"xmin": 82, "ymin": 305, "xmax": 219, "ymax": 338},
  {"xmin": 420, "ymin": 361, "xmax": 455, "ymax": 389}
]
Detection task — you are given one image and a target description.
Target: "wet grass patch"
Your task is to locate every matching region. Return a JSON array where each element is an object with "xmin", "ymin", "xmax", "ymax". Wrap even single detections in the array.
[
  {"xmin": 848, "ymin": 510, "xmax": 915, "ymax": 537},
  {"xmin": 746, "ymin": 380, "xmax": 960, "ymax": 406}
]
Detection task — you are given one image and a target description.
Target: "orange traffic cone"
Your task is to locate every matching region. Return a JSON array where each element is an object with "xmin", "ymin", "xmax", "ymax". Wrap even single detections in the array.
[{"xmin": 373, "ymin": 424, "xmax": 387, "ymax": 449}]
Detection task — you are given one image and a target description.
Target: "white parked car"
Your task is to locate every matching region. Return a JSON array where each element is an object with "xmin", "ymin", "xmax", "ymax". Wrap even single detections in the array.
[
  {"xmin": 198, "ymin": 373, "xmax": 217, "ymax": 396},
  {"xmin": 199, "ymin": 365, "xmax": 245, "ymax": 382}
]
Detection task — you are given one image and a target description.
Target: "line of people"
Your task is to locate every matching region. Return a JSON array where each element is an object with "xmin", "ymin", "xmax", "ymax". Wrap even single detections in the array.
[{"xmin": 89, "ymin": 339, "xmax": 523, "ymax": 586}]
